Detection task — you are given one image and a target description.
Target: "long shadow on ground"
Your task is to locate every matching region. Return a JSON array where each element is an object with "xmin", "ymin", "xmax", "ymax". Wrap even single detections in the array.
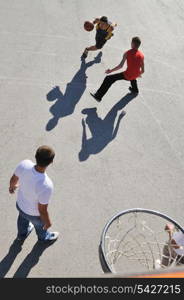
[
  {"xmin": 79, "ymin": 92, "xmax": 137, "ymax": 161},
  {"xmin": 46, "ymin": 52, "xmax": 102, "ymax": 131},
  {"xmin": 13, "ymin": 240, "xmax": 56, "ymax": 278},
  {"xmin": 0, "ymin": 239, "xmax": 23, "ymax": 278},
  {"xmin": 0, "ymin": 239, "xmax": 56, "ymax": 278}
]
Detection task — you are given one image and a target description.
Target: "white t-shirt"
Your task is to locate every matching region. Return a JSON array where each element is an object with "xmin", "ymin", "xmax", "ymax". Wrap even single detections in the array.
[
  {"xmin": 14, "ymin": 160, "xmax": 53, "ymax": 216},
  {"xmin": 172, "ymin": 231, "xmax": 184, "ymax": 256}
]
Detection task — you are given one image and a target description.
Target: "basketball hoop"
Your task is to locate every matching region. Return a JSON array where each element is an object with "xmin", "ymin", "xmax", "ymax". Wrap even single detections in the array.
[{"xmin": 99, "ymin": 208, "xmax": 184, "ymax": 275}]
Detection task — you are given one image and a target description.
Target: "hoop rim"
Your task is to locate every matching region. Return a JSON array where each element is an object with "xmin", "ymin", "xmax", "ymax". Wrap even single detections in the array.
[{"xmin": 99, "ymin": 208, "xmax": 184, "ymax": 273}]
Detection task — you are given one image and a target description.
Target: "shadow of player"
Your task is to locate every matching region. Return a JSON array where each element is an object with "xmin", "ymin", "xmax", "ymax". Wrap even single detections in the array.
[
  {"xmin": 46, "ymin": 52, "xmax": 102, "ymax": 131},
  {"xmin": 0, "ymin": 239, "xmax": 23, "ymax": 278},
  {"xmin": 78, "ymin": 93, "xmax": 137, "ymax": 161},
  {"xmin": 0, "ymin": 239, "xmax": 57, "ymax": 278},
  {"xmin": 13, "ymin": 240, "xmax": 57, "ymax": 278}
]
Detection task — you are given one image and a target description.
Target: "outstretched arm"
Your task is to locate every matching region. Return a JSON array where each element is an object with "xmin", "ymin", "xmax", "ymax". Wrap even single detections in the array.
[
  {"xmin": 105, "ymin": 52, "xmax": 127, "ymax": 74},
  {"xmin": 93, "ymin": 17, "xmax": 100, "ymax": 24}
]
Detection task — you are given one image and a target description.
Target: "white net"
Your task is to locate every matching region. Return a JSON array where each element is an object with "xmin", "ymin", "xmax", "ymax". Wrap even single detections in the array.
[{"xmin": 103, "ymin": 212, "xmax": 184, "ymax": 274}]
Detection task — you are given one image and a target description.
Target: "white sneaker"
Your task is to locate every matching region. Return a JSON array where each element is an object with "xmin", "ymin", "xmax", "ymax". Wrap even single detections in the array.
[{"xmin": 43, "ymin": 231, "xmax": 59, "ymax": 242}]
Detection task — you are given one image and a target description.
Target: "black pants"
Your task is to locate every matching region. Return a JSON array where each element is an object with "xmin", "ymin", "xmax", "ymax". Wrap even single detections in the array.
[{"xmin": 95, "ymin": 72, "xmax": 138, "ymax": 100}]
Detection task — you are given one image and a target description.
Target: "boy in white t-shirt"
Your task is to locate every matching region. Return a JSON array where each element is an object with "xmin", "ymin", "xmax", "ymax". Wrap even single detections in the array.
[{"xmin": 9, "ymin": 145, "xmax": 59, "ymax": 242}]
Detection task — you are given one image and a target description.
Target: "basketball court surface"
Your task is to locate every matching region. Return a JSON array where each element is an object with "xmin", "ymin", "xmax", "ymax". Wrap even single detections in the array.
[{"xmin": 0, "ymin": 0, "xmax": 184, "ymax": 277}]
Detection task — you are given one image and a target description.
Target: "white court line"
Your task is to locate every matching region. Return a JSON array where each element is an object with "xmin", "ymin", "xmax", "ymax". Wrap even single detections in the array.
[
  {"xmin": 142, "ymin": 88, "xmax": 183, "ymax": 97},
  {"xmin": 107, "ymin": 45, "xmax": 184, "ymax": 74},
  {"xmin": 0, "ymin": 76, "xmax": 54, "ymax": 88},
  {"xmin": 139, "ymin": 94, "xmax": 184, "ymax": 169},
  {"xmin": 0, "ymin": 76, "xmax": 98, "ymax": 88},
  {"xmin": 0, "ymin": 30, "xmax": 182, "ymax": 95},
  {"xmin": 0, "ymin": 30, "xmax": 88, "ymax": 42},
  {"xmin": 16, "ymin": 49, "xmax": 57, "ymax": 56},
  {"xmin": 0, "ymin": 75, "xmax": 181, "ymax": 98},
  {"xmin": 146, "ymin": 57, "xmax": 184, "ymax": 73},
  {"xmin": 1, "ymin": 30, "xmax": 183, "ymax": 74}
]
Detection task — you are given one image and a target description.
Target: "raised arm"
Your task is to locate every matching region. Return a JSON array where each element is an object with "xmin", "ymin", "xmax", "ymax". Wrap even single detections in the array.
[{"xmin": 105, "ymin": 52, "xmax": 127, "ymax": 74}]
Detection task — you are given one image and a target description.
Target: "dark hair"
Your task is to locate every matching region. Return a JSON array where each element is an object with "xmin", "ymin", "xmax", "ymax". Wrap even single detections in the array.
[
  {"xmin": 100, "ymin": 16, "xmax": 108, "ymax": 23},
  {"xmin": 35, "ymin": 145, "xmax": 55, "ymax": 167},
  {"xmin": 132, "ymin": 37, "xmax": 141, "ymax": 48}
]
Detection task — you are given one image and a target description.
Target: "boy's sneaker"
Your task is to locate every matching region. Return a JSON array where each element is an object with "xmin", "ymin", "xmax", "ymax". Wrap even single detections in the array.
[
  {"xmin": 16, "ymin": 223, "xmax": 34, "ymax": 241},
  {"xmin": 81, "ymin": 50, "xmax": 88, "ymax": 59},
  {"xmin": 90, "ymin": 92, "xmax": 102, "ymax": 102},
  {"xmin": 129, "ymin": 87, "xmax": 139, "ymax": 94},
  {"xmin": 40, "ymin": 231, "xmax": 59, "ymax": 243}
]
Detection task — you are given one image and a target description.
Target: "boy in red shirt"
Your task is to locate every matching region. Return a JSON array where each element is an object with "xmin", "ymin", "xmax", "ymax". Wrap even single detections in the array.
[{"xmin": 90, "ymin": 37, "xmax": 144, "ymax": 101}]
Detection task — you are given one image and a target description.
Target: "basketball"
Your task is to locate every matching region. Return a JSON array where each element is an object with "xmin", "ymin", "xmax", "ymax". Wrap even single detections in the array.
[{"xmin": 84, "ymin": 21, "xmax": 94, "ymax": 32}]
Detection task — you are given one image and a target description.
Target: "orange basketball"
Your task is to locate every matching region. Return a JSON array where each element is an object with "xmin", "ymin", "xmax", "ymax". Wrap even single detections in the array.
[{"xmin": 84, "ymin": 21, "xmax": 94, "ymax": 32}]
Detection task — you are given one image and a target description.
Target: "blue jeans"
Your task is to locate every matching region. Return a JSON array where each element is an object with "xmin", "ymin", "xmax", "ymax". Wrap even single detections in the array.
[{"xmin": 16, "ymin": 204, "xmax": 50, "ymax": 241}]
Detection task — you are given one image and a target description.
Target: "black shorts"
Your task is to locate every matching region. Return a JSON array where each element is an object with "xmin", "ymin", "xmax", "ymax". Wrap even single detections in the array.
[
  {"xmin": 95, "ymin": 28, "xmax": 108, "ymax": 49},
  {"xmin": 95, "ymin": 38, "xmax": 107, "ymax": 49}
]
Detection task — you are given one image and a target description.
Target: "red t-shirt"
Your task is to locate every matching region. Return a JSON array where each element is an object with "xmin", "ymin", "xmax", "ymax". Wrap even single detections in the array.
[{"xmin": 123, "ymin": 49, "xmax": 144, "ymax": 81}]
